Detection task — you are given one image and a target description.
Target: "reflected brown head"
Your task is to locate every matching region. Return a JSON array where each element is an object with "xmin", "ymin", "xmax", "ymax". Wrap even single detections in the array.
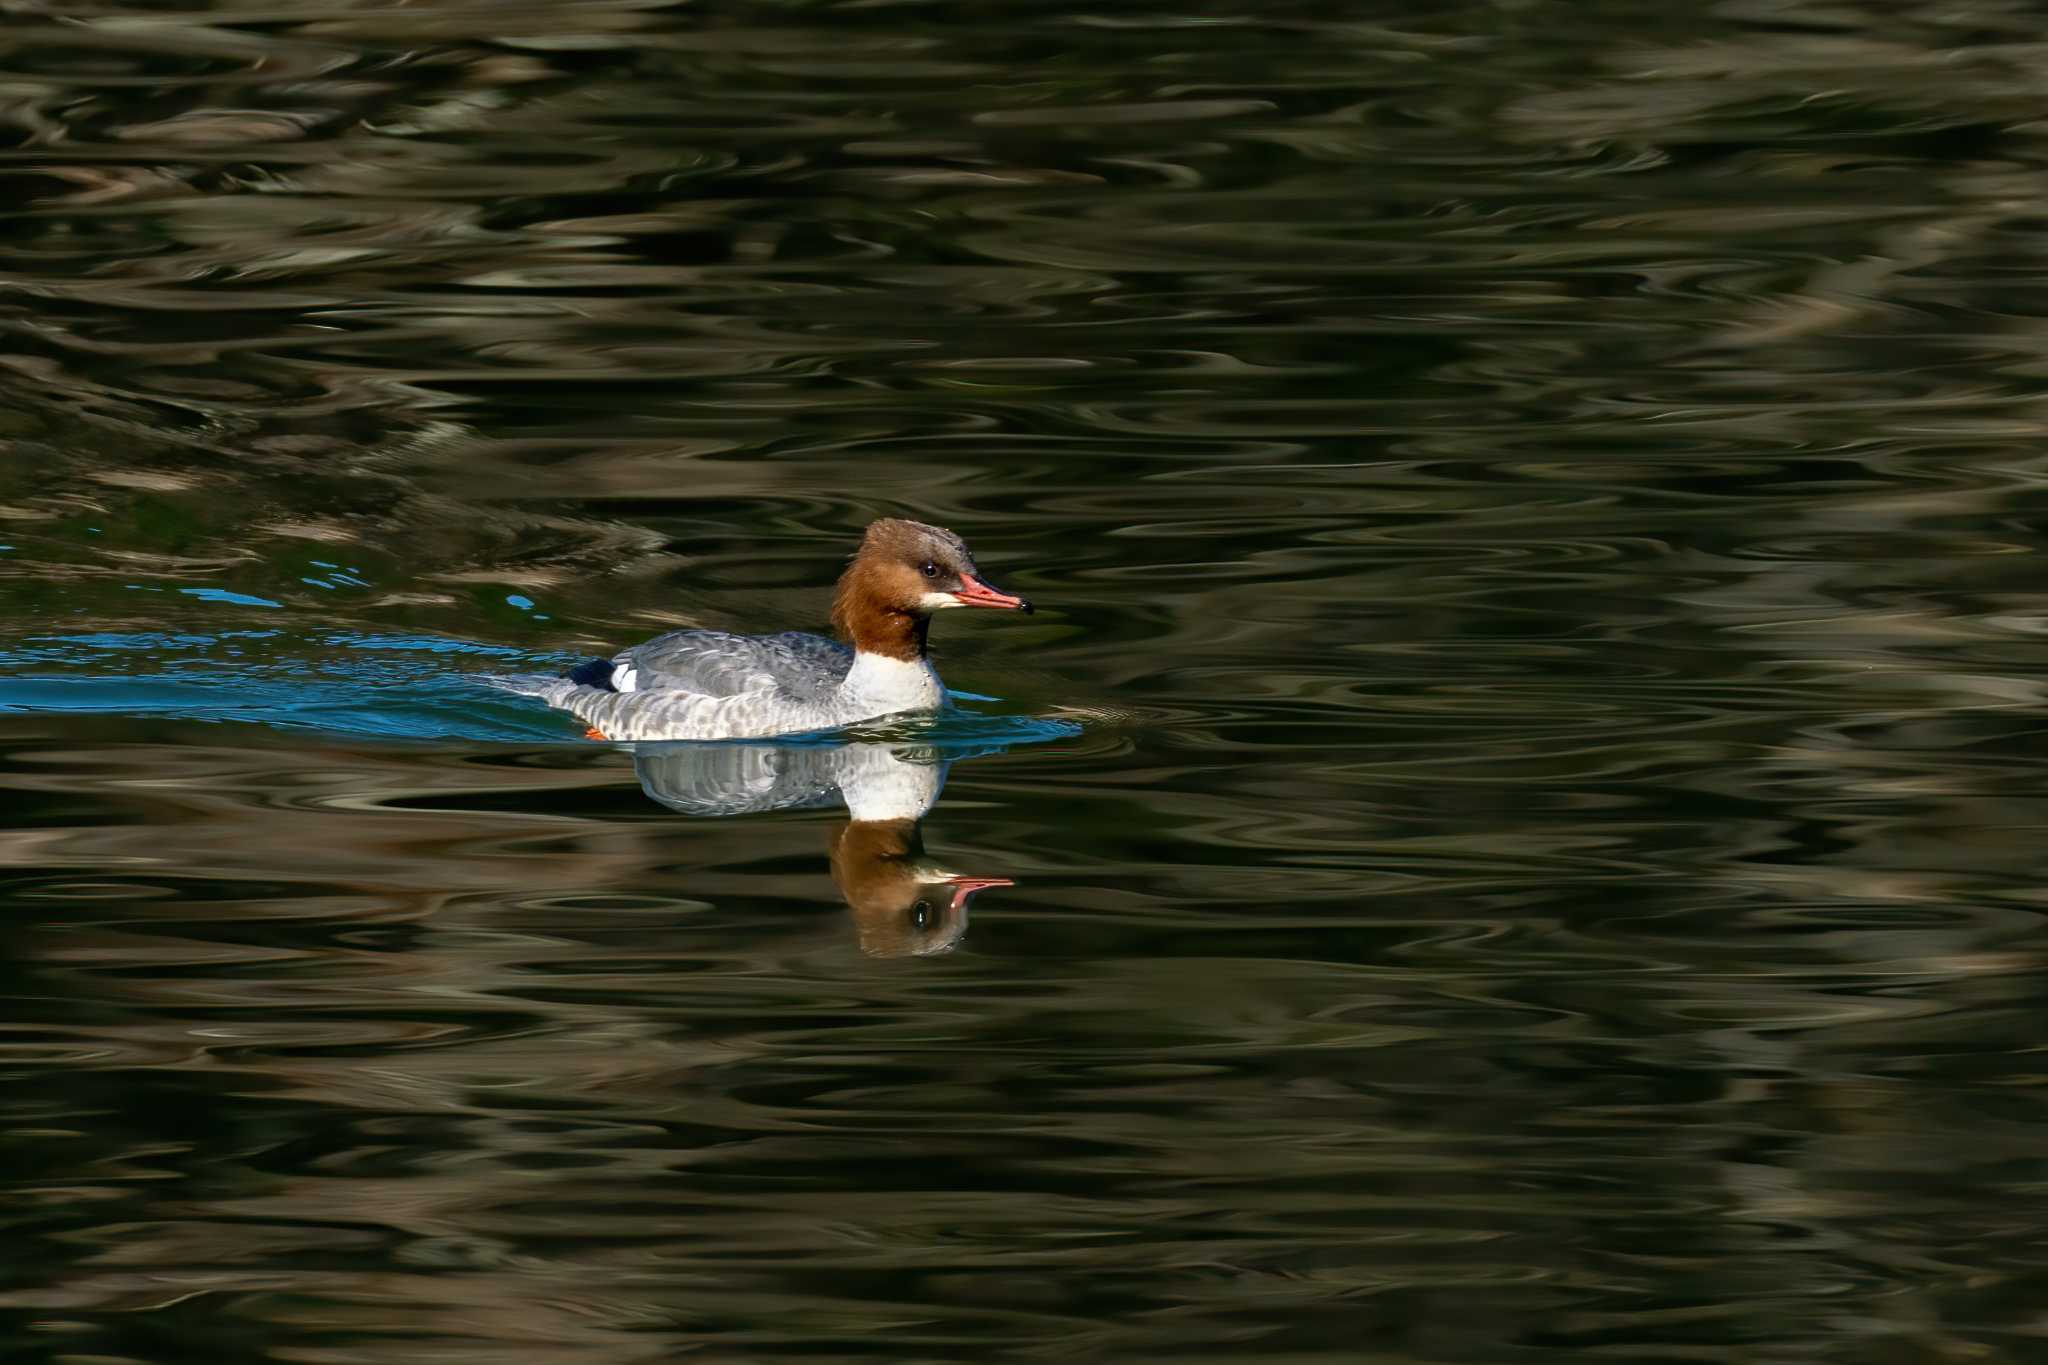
[
  {"xmin": 828, "ymin": 817, "xmax": 1010, "ymax": 958},
  {"xmin": 830, "ymin": 517, "xmax": 1032, "ymax": 661}
]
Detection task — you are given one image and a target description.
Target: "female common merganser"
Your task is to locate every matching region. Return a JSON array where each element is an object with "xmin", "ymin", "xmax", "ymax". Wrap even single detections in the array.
[{"xmin": 492, "ymin": 518, "xmax": 1033, "ymax": 741}]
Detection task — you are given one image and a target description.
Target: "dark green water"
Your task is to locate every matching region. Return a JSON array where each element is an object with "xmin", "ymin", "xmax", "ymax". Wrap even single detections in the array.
[{"xmin": 5, "ymin": 3, "xmax": 2048, "ymax": 1361}]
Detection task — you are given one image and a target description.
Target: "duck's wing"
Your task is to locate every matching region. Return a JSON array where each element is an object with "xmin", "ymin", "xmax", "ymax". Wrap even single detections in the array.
[{"xmin": 610, "ymin": 630, "xmax": 853, "ymax": 702}]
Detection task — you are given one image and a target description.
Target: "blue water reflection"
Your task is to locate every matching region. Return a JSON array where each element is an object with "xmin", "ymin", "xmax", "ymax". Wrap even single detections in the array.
[
  {"xmin": 0, "ymin": 629, "xmax": 571, "ymax": 740},
  {"xmin": 0, "ymin": 629, "xmax": 1081, "ymax": 750}
]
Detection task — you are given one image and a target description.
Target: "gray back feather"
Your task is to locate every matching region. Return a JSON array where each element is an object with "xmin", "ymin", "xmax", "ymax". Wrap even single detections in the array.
[{"xmin": 619, "ymin": 630, "xmax": 852, "ymax": 703}]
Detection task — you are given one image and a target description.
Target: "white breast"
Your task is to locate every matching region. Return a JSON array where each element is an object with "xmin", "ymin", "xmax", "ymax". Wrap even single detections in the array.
[{"xmin": 840, "ymin": 652, "xmax": 944, "ymax": 715}]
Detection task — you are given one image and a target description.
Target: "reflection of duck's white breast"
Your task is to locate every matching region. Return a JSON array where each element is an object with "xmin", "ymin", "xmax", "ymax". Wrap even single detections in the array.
[
  {"xmin": 836, "ymin": 744, "xmax": 945, "ymax": 823},
  {"xmin": 631, "ymin": 740, "xmax": 946, "ymax": 820}
]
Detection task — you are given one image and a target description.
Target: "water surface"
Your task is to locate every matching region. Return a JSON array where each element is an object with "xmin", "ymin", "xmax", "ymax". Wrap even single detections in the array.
[{"xmin": 4, "ymin": 2, "xmax": 2048, "ymax": 1361}]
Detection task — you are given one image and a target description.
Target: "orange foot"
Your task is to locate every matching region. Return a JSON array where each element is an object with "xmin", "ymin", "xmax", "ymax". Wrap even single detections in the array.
[{"xmin": 583, "ymin": 726, "xmax": 608, "ymax": 741}]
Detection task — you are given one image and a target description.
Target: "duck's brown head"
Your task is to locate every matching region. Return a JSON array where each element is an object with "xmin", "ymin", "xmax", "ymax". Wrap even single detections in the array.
[{"xmin": 830, "ymin": 517, "xmax": 1032, "ymax": 661}]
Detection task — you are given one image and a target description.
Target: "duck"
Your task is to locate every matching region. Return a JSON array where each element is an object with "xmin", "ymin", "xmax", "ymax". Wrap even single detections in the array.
[{"xmin": 491, "ymin": 518, "xmax": 1033, "ymax": 741}]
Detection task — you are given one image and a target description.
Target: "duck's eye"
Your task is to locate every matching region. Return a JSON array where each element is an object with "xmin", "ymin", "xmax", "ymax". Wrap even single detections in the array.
[
  {"xmin": 912, "ymin": 899, "xmax": 932, "ymax": 928},
  {"xmin": 919, "ymin": 560, "xmax": 938, "ymax": 579}
]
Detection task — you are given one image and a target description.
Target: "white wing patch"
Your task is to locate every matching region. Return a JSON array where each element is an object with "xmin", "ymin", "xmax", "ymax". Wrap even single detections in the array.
[{"xmin": 612, "ymin": 664, "xmax": 640, "ymax": 693}]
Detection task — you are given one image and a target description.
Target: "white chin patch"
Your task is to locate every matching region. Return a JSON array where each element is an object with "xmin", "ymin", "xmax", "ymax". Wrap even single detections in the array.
[
  {"xmin": 918, "ymin": 591, "xmax": 964, "ymax": 611},
  {"xmin": 612, "ymin": 664, "xmax": 639, "ymax": 693}
]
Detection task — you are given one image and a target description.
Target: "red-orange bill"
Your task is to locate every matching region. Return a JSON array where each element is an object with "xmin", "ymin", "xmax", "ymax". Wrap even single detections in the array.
[{"xmin": 951, "ymin": 573, "xmax": 1033, "ymax": 612}]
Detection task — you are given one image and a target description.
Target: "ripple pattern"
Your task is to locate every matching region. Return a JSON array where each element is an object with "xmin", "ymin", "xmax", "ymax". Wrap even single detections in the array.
[{"xmin": 5, "ymin": 1, "xmax": 2048, "ymax": 1361}]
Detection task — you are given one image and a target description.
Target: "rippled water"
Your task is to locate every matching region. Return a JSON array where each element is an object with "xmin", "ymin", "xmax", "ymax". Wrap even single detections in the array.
[{"xmin": 6, "ymin": 2, "xmax": 2048, "ymax": 1360}]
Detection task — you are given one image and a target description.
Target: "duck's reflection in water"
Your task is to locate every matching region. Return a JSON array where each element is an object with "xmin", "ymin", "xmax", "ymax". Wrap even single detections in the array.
[{"xmin": 629, "ymin": 740, "xmax": 1008, "ymax": 956}]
